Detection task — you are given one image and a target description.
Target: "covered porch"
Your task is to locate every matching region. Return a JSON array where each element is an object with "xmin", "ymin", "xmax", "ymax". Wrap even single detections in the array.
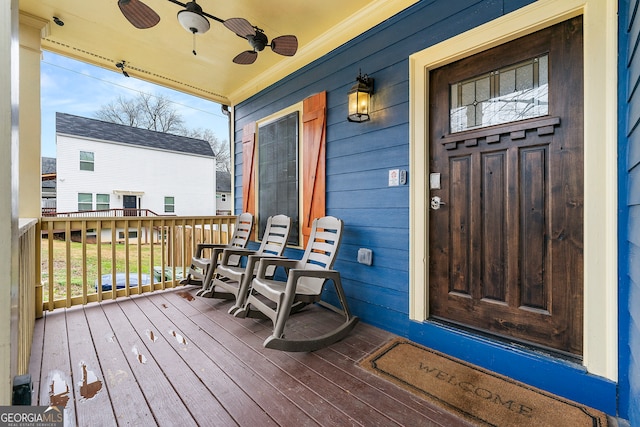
[
  {"xmin": 29, "ymin": 285, "xmax": 470, "ymax": 426},
  {"xmin": 3, "ymin": 0, "xmax": 634, "ymax": 423}
]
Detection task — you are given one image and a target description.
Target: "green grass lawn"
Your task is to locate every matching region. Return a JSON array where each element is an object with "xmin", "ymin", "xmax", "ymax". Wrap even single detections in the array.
[{"xmin": 41, "ymin": 239, "xmax": 166, "ymax": 301}]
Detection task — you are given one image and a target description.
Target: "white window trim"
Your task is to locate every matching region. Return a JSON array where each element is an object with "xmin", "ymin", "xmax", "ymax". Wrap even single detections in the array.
[{"xmin": 409, "ymin": 0, "xmax": 617, "ymax": 380}]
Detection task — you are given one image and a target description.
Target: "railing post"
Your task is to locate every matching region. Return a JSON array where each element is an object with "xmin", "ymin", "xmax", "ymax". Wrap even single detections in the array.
[{"xmin": 34, "ymin": 220, "xmax": 42, "ymax": 319}]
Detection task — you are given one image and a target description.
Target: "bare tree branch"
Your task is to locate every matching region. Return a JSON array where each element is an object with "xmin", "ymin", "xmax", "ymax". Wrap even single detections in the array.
[{"xmin": 93, "ymin": 92, "xmax": 230, "ymax": 171}]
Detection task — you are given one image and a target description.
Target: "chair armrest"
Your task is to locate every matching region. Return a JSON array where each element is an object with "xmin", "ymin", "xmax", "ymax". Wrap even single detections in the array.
[
  {"xmin": 256, "ymin": 258, "xmax": 299, "ymax": 279},
  {"xmin": 288, "ymin": 269, "xmax": 340, "ymax": 282},
  {"xmin": 195, "ymin": 243, "xmax": 227, "ymax": 257},
  {"xmin": 285, "ymin": 269, "xmax": 341, "ymax": 295},
  {"xmin": 220, "ymin": 247, "xmax": 257, "ymax": 265}
]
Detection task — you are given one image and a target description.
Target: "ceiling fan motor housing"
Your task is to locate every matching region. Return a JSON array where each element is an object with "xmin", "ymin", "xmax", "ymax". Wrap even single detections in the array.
[{"xmin": 248, "ymin": 31, "xmax": 268, "ymax": 51}]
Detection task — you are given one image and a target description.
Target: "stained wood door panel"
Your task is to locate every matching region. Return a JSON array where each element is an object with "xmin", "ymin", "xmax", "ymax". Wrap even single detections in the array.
[{"xmin": 429, "ymin": 17, "xmax": 583, "ymax": 355}]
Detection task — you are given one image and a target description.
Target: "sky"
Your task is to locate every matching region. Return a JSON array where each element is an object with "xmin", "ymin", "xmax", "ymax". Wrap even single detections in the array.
[{"xmin": 40, "ymin": 51, "xmax": 230, "ymax": 159}]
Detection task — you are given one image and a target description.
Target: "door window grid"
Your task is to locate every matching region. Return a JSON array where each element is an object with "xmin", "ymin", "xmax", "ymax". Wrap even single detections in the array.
[{"xmin": 450, "ymin": 54, "xmax": 548, "ymax": 133}]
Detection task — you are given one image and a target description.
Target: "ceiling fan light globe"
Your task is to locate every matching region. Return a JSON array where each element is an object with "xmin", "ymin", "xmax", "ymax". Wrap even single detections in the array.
[{"xmin": 177, "ymin": 10, "xmax": 210, "ymax": 34}]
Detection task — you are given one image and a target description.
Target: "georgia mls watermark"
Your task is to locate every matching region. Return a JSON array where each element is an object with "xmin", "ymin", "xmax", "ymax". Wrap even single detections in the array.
[{"xmin": 0, "ymin": 406, "xmax": 63, "ymax": 427}]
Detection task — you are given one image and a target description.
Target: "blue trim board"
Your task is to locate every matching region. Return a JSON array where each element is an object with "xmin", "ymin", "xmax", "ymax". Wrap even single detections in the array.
[{"xmin": 408, "ymin": 321, "xmax": 617, "ymax": 416}]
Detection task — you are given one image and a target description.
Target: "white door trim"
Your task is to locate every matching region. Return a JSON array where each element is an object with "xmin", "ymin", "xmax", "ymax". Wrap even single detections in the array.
[{"xmin": 408, "ymin": 0, "xmax": 618, "ymax": 381}]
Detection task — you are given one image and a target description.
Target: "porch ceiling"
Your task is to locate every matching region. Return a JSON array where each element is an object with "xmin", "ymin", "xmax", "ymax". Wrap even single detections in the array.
[{"xmin": 19, "ymin": 0, "xmax": 417, "ymax": 105}]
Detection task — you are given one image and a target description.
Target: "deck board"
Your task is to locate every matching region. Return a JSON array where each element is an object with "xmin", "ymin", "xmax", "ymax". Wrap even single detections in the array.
[
  {"xmin": 82, "ymin": 300, "xmax": 156, "ymax": 426},
  {"xmin": 118, "ymin": 297, "xmax": 238, "ymax": 427},
  {"xmin": 132, "ymin": 296, "xmax": 277, "ymax": 426},
  {"xmin": 29, "ymin": 287, "xmax": 473, "ymax": 427},
  {"xmin": 99, "ymin": 300, "xmax": 199, "ymax": 427},
  {"xmin": 38, "ymin": 308, "xmax": 77, "ymax": 426},
  {"xmin": 65, "ymin": 307, "xmax": 117, "ymax": 426}
]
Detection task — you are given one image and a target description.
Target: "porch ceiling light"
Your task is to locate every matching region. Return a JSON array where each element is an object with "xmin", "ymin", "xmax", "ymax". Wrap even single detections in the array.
[
  {"xmin": 348, "ymin": 71, "xmax": 374, "ymax": 123},
  {"xmin": 177, "ymin": 1, "xmax": 210, "ymax": 34}
]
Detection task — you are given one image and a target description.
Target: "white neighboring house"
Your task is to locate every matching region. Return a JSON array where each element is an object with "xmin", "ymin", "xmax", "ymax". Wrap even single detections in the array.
[
  {"xmin": 55, "ymin": 112, "xmax": 216, "ymax": 242},
  {"xmin": 215, "ymin": 171, "xmax": 232, "ymax": 215}
]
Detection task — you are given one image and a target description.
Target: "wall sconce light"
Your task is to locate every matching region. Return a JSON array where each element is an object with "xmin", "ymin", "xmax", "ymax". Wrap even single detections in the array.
[{"xmin": 348, "ymin": 71, "xmax": 374, "ymax": 122}]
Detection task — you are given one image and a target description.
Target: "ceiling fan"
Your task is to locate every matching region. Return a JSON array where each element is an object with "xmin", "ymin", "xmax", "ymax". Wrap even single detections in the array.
[{"xmin": 117, "ymin": 0, "xmax": 298, "ymax": 63}]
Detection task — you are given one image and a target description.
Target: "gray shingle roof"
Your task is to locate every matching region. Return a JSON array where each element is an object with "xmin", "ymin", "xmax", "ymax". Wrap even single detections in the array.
[
  {"xmin": 42, "ymin": 157, "xmax": 56, "ymax": 189},
  {"xmin": 56, "ymin": 112, "xmax": 214, "ymax": 157},
  {"xmin": 42, "ymin": 157, "xmax": 56, "ymax": 174},
  {"xmin": 216, "ymin": 171, "xmax": 231, "ymax": 192}
]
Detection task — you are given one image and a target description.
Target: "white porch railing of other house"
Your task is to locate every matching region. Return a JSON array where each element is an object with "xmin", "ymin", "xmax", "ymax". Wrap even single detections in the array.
[
  {"xmin": 39, "ymin": 215, "xmax": 237, "ymax": 311},
  {"xmin": 42, "ymin": 208, "xmax": 165, "ymax": 218},
  {"xmin": 18, "ymin": 219, "xmax": 38, "ymax": 376}
]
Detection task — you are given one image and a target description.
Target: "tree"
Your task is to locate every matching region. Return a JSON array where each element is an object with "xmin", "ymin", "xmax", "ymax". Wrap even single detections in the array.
[
  {"xmin": 95, "ymin": 93, "xmax": 184, "ymax": 133},
  {"xmin": 95, "ymin": 92, "xmax": 230, "ymax": 171},
  {"xmin": 183, "ymin": 127, "xmax": 231, "ymax": 172}
]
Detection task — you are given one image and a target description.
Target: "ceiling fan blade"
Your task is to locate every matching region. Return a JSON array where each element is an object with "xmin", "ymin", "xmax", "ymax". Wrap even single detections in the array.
[
  {"xmin": 271, "ymin": 35, "xmax": 298, "ymax": 56},
  {"xmin": 118, "ymin": 0, "xmax": 160, "ymax": 29},
  {"xmin": 224, "ymin": 17, "xmax": 256, "ymax": 38},
  {"xmin": 233, "ymin": 50, "xmax": 258, "ymax": 65}
]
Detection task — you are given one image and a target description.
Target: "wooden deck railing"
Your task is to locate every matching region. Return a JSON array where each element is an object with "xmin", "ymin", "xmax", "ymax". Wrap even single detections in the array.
[
  {"xmin": 39, "ymin": 215, "xmax": 236, "ymax": 312},
  {"xmin": 18, "ymin": 219, "xmax": 38, "ymax": 376}
]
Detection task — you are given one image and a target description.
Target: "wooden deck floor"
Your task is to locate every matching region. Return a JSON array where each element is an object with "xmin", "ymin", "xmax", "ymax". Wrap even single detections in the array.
[{"xmin": 29, "ymin": 286, "xmax": 473, "ymax": 426}]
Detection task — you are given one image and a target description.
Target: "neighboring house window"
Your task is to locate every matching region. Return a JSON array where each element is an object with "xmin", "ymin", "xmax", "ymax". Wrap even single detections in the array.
[
  {"xmin": 119, "ymin": 231, "xmax": 138, "ymax": 239},
  {"xmin": 80, "ymin": 151, "xmax": 94, "ymax": 171},
  {"xmin": 78, "ymin": 193, "xmax": 93, "ymax": 211},
  {"xmin": 164, "ymin": 196, "xmax": 175, "ymax": 213},
  {"xmin": 257, "ymin": 111, "xmax": 300, "ymax": 245},
  {"xmin": 96, "ymin": 194, "xmax": 110, "ymax": 211}
]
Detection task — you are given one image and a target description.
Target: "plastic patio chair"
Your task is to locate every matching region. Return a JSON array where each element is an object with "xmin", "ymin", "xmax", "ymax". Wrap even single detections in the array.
[
  {"xmin": 180, "ymin": 212, "xmax": 253, "ymax": 296},
  {"xmin": 201, "ymin": 214, "xmax": 291, "ymax": 313},
  {"xmin": 235, "ymin": 216, "xmax": 359, "ymax": 352}
]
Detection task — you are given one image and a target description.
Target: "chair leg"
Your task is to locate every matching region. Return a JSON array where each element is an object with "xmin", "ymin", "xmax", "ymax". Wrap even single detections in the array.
[
  {"xmin": 227, "ymin": 273, "xmax": 247, "ymax": 315},
  {"xmin": 179, "ymin": 265, "xmax": 195, "ymax": 285},
  {"xmin": 271, "ymin": 287, "xmax": 296, "ymax": 340},
  {"xmin": 195, "ymin": 266, "xmax": 215, "ymax": 297}
]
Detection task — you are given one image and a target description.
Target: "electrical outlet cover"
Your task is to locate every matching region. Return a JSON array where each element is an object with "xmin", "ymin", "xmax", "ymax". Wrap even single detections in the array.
[{"xmin": 357, "ymin": 248, "xmax": 373, "ymax": 266}]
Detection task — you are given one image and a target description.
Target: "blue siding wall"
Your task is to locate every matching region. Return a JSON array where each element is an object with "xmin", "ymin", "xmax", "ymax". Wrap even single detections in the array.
[
  {"xmin": 622, "ymin": 0, "xmax": 640, "ymax": 423},
  {"xmin": 235, "ymin": 0, "xmax": 532, "ymax": 334},
  {"xmin": 233, "ymin": 0, "xmax": 620, "ymax": 416}
]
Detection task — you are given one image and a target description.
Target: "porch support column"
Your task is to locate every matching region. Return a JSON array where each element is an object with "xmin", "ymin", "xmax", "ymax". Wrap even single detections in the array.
[
  {"xmin": 19, "ymin": 13, "xmax": 47, "ymax": 217},
  {"xmin": 0, "ymin": 0, "xmax": 20, "ymax": 405}
]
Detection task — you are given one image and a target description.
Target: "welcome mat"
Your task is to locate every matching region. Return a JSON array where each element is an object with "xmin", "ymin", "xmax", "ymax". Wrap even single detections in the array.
[{"xmin": 360, "ymin": 339, "xmax": 607, "ymax": 427}]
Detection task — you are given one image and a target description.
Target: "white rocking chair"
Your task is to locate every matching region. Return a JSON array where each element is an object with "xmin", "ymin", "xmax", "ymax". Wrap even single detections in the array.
[
  {"xmin": 179, "ymin": 212, "xmax": 253, "ymax": 297},
  {"xmin": 235, "ymin": 216, "xmax": 358, "ymax": 352},
  {"xmin": 201, "ymin": 215, "xmax": 291, "ymax": 313}
]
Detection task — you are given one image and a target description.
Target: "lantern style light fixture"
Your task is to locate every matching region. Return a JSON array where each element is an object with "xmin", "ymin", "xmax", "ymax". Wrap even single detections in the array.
[{"xmin": 347, "ymin": 71, "xmax": 374, "ymax": 122}]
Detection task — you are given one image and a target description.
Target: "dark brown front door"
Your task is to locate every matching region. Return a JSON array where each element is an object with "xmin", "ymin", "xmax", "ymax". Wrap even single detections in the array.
[
  {"xmin": 428, "ymin": 17, "xmax": 584, "ymax": 356},
  {"xmin": 123, "ymin": 195, "xmax": 137, "ymax": 216}
]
